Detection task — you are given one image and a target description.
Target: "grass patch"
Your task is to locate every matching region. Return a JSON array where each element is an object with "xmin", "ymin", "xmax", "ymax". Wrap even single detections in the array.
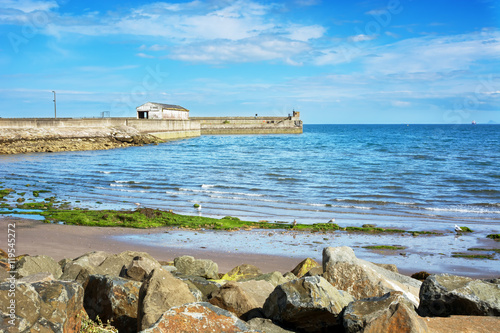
[
  {"xmin": 17, "ymin": 202, "xmax": 54, "ymax": 210},
  {"xmin": 452, "ymin": 252, "xmax": 495, "ymax": 260},
  {"xmin": 408, "ymin": 230, "xmax": 442, "ymax": 236},
  {"xmin": 363, "ymin": 245, "xmax": 406, "ymax": 250},
  {"xmin": 458, "ymin": 226, "xmax": 473, "ymax": 232}
]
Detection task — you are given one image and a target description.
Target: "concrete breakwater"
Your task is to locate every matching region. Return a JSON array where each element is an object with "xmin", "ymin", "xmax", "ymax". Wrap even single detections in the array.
[{"xmin": 0, "ymin": 115, "xmax": 302, "ymax": 154}]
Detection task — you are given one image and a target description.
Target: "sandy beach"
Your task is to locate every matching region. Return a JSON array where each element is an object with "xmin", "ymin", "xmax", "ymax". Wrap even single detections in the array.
[{"xmin": 0, "ymin": 216, "xmax": 303, "ymax": 273}]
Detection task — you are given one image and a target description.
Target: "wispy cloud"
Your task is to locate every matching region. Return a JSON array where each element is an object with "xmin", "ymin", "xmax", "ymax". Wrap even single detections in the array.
[{"xmin": 0, "ymin": 0, "xmax": 58, "ymax": 12}]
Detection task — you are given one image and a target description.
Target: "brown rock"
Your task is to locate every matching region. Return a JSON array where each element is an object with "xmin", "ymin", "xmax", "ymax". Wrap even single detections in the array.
[
  {"xmin": 137, "ymin": 268, "xmax": 197, "ymax": 331},
  {"xmin": 426, "ymin": 315, "xmax": 500, "ymax": 333},
  {"xmin": 84, "ymin": 274, "xmax": 142, "ymax": 333},
  {"xmin": 141, "ymin": 302, "xmax": 256, "ymax": 333},
  {"xmin": 343, "ymin": 291, "xmax": 428, "ymax": 333},
  {"xmin": 208, "ymin": 281, "xmax": 260, "ymax": 319}
]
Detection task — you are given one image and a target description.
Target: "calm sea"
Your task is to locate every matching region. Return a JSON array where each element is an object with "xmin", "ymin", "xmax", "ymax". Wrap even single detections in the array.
[{"xmin": 1, "ymin": 124, "xmax": 499, "ymax": 231}]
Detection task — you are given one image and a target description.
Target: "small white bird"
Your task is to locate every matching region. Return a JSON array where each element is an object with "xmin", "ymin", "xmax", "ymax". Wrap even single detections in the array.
[
  {"xmin": 293, "ymin": 219, "xmax": 297, "ymax": 227},
  {"xmin": 196, "ymin": 204, "xmax": 202, "ymax": 210},
  {"xmin": 328, "ymin": 218, "xmax": 335, "ymax": 223},
  {"xmin": 454, "ymin": 224, "xmax": 462, "ymax": 232},
  {"xmin": 134, "ymin": 203, "xmax": 141, "ymax": 206}
]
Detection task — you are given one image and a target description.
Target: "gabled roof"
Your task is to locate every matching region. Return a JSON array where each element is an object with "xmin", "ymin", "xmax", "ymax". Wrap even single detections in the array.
[{"xmin": 142, "ymin": 102, "xmax": 189, "ymax": 112}]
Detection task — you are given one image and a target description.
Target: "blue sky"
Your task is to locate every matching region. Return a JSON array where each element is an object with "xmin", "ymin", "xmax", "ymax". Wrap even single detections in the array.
[{"xmin": 0, "ymin": 0, "xmax": 499, "ymax": 124}]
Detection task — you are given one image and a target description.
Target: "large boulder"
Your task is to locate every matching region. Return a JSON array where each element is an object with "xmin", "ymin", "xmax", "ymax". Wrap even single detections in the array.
[
  {"xmin": 140, "ymin": 302, "xmax": 257, "ymax": 333},
  {"xmin": 322, "ymin": 246, "xmax": 421, "ymax": 306},
  {"xmin": 208, "ymin": 281, "xmax": 260, "ymax": 319},
  {"xmin": 418, "ymin": 274, "xmax": 500, "ymax": 317},
  {"xmin": 291, "ymin": 258, "xmax": 320, "ymax": 278},
  {"xmin": 0, "ymin": 280, "xmax": 85, "ymax": 332},
  {"xmin": 263, "ymin": 275, "xmax": 354, "ymax": 333},
  {"xmin": 15, "ymin": 255, "xmax": 62, "ymax": 279},
  {"xmin": 120, "ymin": 255, "xmax": 161, "ymax": 282},
  {"xmin": 137, "ymin": 268, "xmax": 197, "ymax": 331},
  {"xmin": 343, "ymin": 291, "xmax": 429, "ymax": 333},
  {"xmin": 238, "ymin": 279, "xmax": 275, "ymax": 307},
  {"xmin": 95, "ymin": 251, "xmax": 160, "ymax": 277},
  {"xmin": 174, "ymin": 255, "xmax": 219, "ymax": 279},
  {"xmin": 84, "ymin": 274, "xmax": 142, "ymax": 333}
]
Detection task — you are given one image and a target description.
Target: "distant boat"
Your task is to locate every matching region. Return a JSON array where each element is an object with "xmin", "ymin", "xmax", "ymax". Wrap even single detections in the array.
[{"xmin": 472, "ymin": 120, "xmax": 477, "ymax": 125}]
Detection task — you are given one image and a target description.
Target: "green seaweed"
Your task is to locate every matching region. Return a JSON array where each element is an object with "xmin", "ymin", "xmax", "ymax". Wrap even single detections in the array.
[
  {"xmin": 468, "ymin": 247, "xmax": 500, "ymax": 253},
  {"xmin": 452, "ymin": 253, "xmax": 495, "ymax": 260},
  {"xmin": 487, "ymin": 234, "xmax": 500, "ymax": 241},
  {"xmin": 363, "ymin": 245, "xmax": 406, "ymax": 250}
]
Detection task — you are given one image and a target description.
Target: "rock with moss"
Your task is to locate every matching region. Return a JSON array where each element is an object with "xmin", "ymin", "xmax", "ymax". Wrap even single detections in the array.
[
  {"xmin": 291, "ymin": 257, "xmax": 320, "ymax": 278},
  {"xmin": 220, "ymin": 264, "xmax": 262, "ymax": 281}
]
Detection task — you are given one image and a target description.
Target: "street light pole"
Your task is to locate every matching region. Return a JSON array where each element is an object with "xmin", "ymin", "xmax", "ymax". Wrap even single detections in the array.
[{"xmin": 52, "ymin": 91, "xmax": 56, "ymax": 118}]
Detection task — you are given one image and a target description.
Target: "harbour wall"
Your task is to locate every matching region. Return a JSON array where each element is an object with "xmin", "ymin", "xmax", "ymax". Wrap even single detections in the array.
[
  {"xmin": 0, "ymin": 118, "xmax": 201, "ymax": 140},
  {"xmin": 191, "ymin": 116, "xmax": 303, "ymax": 135},
  {"xmin": 0, "ymin": 115, "xmax": 302, "ymax": 139}
]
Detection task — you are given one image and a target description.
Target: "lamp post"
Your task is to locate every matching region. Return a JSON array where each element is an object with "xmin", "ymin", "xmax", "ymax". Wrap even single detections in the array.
[{"xmin": 52, "ymin": 91, "xmax": 56, "ymax": 118}]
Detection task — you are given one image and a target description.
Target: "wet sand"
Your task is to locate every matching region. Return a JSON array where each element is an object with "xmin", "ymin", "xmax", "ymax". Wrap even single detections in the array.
[
  {"xmin": 1, "ymin": 216, "xmax": 499, "ymax": 277},
  {"xmin": 0, "ymin": 217, "xmax": 301, "ymax": 273}
]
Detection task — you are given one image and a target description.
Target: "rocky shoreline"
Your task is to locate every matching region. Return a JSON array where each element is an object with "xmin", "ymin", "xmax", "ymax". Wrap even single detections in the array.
[
  {"xmin": 0, "ymin": 127, "xmax": 164, "ymax": 154},
  {"xmin": 1, "ymin": 246, "xmax": 499, "ymax": 332}
]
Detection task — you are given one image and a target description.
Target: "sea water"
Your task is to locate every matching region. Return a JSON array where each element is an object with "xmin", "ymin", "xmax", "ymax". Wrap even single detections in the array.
[{"xmin": 1, "ymin": 124, "xmax": 499, "ymax": 230}]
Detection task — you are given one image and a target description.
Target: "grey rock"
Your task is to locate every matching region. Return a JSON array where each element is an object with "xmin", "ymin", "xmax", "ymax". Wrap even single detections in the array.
[
  {"xmin": 263, "ymin": 275, "xmax": 354, "ymax": 333},
  {"xmin": 344, "ymin": 291, "xmax": 428, "ymax": 333},
  {"xmin": 15, "ymin": 255, "xmax": 62, "ymax": 279},
  {"xmin": 137, "ymin": 268, "xmax": 197, "ymax": 331},
  {"xmin": 177, "ymin": 276, "xmax": 222, "ymax": 301},
  {"xmin": 283, "ymin": 272, "xmax": 297, "ymax": 281},
  {"xmin": 174, "ymin": 255, "xmax": 219, "ymax": 279},
  {"xmin": 322, "ymin": 246, "xmax": 421, "ymax": 306},
  {"xmin": 418, "ymin": 274, "xmax": 500, "ymax": 317}
]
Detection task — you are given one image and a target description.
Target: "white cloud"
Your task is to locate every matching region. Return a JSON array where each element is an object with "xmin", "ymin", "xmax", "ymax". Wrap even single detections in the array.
[
  {"xmin": 364, "ymin": 31, "xmax": 500, "ymax": 75},
  {"xmin": 136, "ymin": 53, "xmax": 155, "ymax": 59},
  {"xmin": 0, "ymin": 0, "xmax": 58, "ymax": 12},
  {"xmin": 168, "ymin": 36, "xmax": 309, "ymax": 64},
  {"xmin": 349, "ymin": 34, "xmax": 376, "ymax": 42},
  {"xmin": 286, "ymin": 24, "xmax": 325, "ymax": 41}
]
